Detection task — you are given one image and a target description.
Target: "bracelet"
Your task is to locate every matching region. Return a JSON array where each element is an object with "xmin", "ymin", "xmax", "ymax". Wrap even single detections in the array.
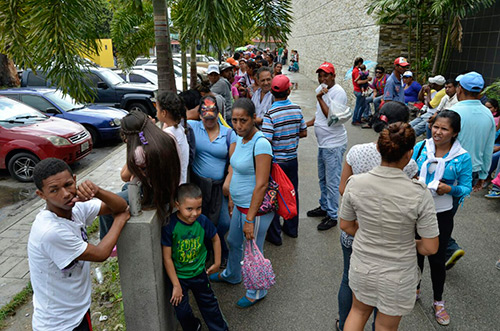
[{"xmin": 244, "ymin": 219, "xmax": 255, "ymax": 224}]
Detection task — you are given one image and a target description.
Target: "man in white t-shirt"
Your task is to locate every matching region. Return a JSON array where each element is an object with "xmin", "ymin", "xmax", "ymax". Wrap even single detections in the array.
[
  {"xmin": 306, "ymin": 62, "xmax": 348, "ymax": 231},
  {"xmin": 28, "ymin": 158, "xmax": 130, "ymax": 331}
]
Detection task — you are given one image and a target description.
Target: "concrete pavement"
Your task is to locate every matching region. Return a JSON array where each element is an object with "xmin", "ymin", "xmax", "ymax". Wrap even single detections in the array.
[{"xmin": 1, "ymin": 68, "xmax": 500, "ymax": 330}]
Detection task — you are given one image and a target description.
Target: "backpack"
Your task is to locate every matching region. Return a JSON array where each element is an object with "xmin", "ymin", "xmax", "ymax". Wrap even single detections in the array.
[{"xmin": 253, "ymin": 136, "xmax": 298, "ymax": 220}]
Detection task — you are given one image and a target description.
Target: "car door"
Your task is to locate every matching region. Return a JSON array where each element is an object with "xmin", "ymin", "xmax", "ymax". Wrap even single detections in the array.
[
  {"xmin": 85, "ymin": 72, "xmax": 116, "ymax": 105},
  {"xmin": 19, "ymin": 94, "xmax": 62, "ymax": 118}
]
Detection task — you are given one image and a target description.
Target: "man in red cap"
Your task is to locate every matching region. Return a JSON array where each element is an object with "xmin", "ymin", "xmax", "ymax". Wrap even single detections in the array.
[
  {"xmin": 262, "ymin": 74, "xmax": 307, "ymax": 245},
  {"xmin": 306, "ymin": 62, "xmax": 348, "ymax": 231},
  {"xmin": 383, "ymin": 57, "xmax": 410, "ymax": 103}
]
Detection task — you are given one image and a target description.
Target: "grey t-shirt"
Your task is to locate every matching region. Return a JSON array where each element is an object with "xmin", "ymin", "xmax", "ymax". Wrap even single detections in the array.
[{"xmin": 211, "ymin": 78, "xmax": 232, "ymax": 118}]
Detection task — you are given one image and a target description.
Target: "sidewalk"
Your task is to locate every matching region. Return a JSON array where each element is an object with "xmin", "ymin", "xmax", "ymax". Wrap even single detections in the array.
[
  {"xmin": 2, "ymin": 68, "xmax": 500, "ymax": 330},
  {"xmin": 0, "ymin": 144, "xmax": 126, "ymax": 307}
]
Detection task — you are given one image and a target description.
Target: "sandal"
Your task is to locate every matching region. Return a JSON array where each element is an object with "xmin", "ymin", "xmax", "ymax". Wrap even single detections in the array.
[{"xmin": 433, "ymin": 300, "xmax": 450, "ymax": 326}]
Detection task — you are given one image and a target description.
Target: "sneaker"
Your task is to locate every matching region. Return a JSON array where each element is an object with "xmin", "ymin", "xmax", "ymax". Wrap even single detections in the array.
[
  {"xmin": 485, "ymin": 191, "xmax": 500, "ymax": 199},
  {"xmin": 445, "ymin": 249, "xmax": 465, "ymax": 270},
  {"xmin": 317, "ymin": 216, "xmax": 337, "ymax": 231},
  {"xmin": 361, "ymin": 123, "xmax": 372, "ymax": 129},
  {"xmin": 307, "ymin": 206, "xmax": 327, "ymax": 217}
]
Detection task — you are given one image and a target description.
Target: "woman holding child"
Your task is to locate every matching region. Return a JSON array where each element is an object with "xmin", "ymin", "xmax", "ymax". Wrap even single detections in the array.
[
  {"xmin": 340, "ymin": 122, "xmax": 439, "ymax": 331},
  {"xmin": 209, "ymin": 98, "xmax": 275, "ymax": 308}
]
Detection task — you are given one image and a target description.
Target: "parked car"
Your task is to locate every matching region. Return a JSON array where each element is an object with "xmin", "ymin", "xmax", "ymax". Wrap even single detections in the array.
[
  {"xmin": 119, "ymin": 67, "xmax": 197, "ymax": 93},
  {"xmin": 173, "ymin": 54, "xmax": 218, "ymax": 68},
  {"xmin": 134, "ymin": 56, "xmax": 208, "ymax": 78},
  {"xmin": 0, "ymin": 88, "xmax": 128, "ymax": 145},
  {"xmin": 21, "ymin": 67, "xmax": 158, "ymax": 116},
  {"xmin": 0, "ymin": 96, "xmax": 92, "ymax": 182}
]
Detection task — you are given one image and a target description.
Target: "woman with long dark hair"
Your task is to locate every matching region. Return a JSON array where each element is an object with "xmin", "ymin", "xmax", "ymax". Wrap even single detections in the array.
[
  {"xmin": 340, "ymin": 122, "xmax": 439, "ymax": 331},
  {"xmin": 413, "ymin": 110, "xmax": 472, "ymax": 326},
  {"xmin": 351, "ymin": 57, "xmax": 370, "ymax": 125},
  {"xmin": 120, "ymin": 110, "xmax": 180, "ymax": 221}
]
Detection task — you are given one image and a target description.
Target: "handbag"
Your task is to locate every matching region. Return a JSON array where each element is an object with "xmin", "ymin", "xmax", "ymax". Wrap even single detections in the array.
[
  {"xmin": 253, "ymin": 136, "xmax": 278, "ymax": 214},
  {"xmin": 241, "ymin": 240, "xmax": 276, "ymax": 290}
]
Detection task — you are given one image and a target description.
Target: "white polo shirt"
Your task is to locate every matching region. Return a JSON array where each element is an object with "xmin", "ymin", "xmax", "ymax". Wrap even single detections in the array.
[
  {"xmin": 28, "ymin": 199, "xmax": 101, "ymax": 331},
  {"xmin": 314, "ymin": 84, "xmax": 348, "ymax": 148}
]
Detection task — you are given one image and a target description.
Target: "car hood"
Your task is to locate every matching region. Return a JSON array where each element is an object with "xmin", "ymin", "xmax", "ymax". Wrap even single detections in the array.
[
  {"xmin": 114, "ymin": 82, "xmax": 157, "ymax": 93},
  {"xmin": 75, "ymin": 105, "xmax": 128, "ymax": 119},
  {"xmin": 8, "ymin": 117, "xmax": 85, "ymax": 138}
]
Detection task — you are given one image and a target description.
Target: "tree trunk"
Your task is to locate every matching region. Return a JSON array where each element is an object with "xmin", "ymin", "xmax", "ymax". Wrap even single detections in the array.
[
  {"xmin": 153, "ymin": 0, "xmax": 176, "ymax": 94},
  {"xmin": 190, "ymin": 43, "xmax": 197, "ymax": 89},
  {"xmin": 181, "ymin": 41, "xmax": 188, "ymax": 91},
  {"xmin": 432, "ymin": 17, "xmax": 446, "ymax": 75},
  {"xmin": 0, "ymin": 54, "xmax": 20, "ymax": 87}
]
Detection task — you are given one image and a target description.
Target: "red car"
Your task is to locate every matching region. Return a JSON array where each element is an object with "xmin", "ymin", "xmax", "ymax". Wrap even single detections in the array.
[{"xmin": 0, "ymin": 96, "xmax": 92, "ymax": 181}]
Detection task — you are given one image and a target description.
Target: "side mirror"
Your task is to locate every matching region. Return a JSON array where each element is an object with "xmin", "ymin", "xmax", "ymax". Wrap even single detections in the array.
[
  {"xmin": 97, "ymin": 81, "xmax": 108, "ymax": 89},
  {"xmin": 45, "ymin": 108, "xmax": 59, "ymax": 114}
]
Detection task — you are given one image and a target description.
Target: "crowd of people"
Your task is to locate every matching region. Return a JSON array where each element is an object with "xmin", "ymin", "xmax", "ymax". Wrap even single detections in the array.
[{"xmin": 25, "ymin": 45, "xmax": 499, "ymax": 331}]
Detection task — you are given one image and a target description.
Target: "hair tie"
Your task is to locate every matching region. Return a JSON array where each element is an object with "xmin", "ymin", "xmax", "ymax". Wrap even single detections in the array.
[
  {"xmin": 139, "ymin": 131, "xmax": 148, "ymax": 145},
  {"xmin": 379, "ymin": 115, "xmax": 389, "ymax": 123}
]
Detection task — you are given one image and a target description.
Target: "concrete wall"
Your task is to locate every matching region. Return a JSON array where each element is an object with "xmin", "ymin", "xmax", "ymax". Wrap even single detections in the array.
[{"xmin": 288, "ymin": 0, "xmax": 380, "ymax": 96}]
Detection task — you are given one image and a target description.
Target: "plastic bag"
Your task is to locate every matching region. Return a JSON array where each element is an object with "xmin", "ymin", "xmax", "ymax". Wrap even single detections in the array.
[
  {"xmin": 241, "ymin": 240, "xmax": 276, "ymax": 290},
  {"xmin": 328, "ymin": 100, "xmax": 352, "ymax": 126}
]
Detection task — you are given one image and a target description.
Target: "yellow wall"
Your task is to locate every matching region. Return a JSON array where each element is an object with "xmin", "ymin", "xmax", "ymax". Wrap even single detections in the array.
[{"xmin": 85, "ymin": 39, "xmax": 115, "ymax": 68}]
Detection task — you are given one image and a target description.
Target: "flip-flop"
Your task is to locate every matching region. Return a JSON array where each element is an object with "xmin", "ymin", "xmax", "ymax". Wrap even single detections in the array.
[{"xmin": 236, "ymin": 296, "xmax": 264, "ymax": 308}]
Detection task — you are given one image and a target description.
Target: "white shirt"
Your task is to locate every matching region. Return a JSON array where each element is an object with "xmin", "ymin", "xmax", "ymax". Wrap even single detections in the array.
[
  {"xmin": 28, "ymin": 200, "xmax": 101, "ymax": 331},
  {"xmin": 164, "ymin": 125, "xmax": 189, "ymax": 184},
  {"xmin": 251, "ymin": 88, "xmax": 274, "ymax": 120},
  {"xmin": 314, "ymin": 84, "xmax": 348, "ymax": 148},
  {"xmin": 436, "ymin": 93, "xmax": 458, "ymax": 113}
]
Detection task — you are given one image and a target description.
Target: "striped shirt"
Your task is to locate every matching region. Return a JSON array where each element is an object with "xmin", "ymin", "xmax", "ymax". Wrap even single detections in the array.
[{"xmin": 262, "ymin": 99, "xmax": 307, "ymax": 162}]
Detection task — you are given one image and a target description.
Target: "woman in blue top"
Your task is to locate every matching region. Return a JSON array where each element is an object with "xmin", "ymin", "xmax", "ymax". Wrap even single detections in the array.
[
  {"xmin": 187, "ymin": 95, "xmax": 237, "ymax": 268},
  {"xmin": 209, "ymin": 98, "xmax": 274, "ymax": 308},
  {"xmin": 412, "ymin": 110, "xmax": 472, "ymax": 326}
]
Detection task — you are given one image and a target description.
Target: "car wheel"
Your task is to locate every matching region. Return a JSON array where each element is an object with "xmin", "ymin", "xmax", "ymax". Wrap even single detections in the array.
[
  {"xmin": 127, "ymin": 102, "xmax": 149, "ymax": 115},
  {"xmin": 8, "ymin": 152, "xmax": 40, "ymax": 182},
  {"xmin": 85, "ymin": 126, "xmax": 99, "ymax": 146}
]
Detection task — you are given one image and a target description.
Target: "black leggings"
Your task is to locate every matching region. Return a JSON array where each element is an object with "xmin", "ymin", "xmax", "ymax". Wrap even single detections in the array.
[{"xmin": 417, "ymin": 209, "xmax": 454, "ymax": 301}]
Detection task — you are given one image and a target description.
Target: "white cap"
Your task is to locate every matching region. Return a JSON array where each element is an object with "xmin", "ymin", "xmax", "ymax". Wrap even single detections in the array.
[
  {"xmin": 403, "ymin": 71, "xmax": 413, "ymax": 77},
  {"xmin": 207, "ymin": 64, "xmax": 220, "ymax": 75},
  {"xmin": 429, "ymin": 75, "xmax": 446, "ymax": 85}
]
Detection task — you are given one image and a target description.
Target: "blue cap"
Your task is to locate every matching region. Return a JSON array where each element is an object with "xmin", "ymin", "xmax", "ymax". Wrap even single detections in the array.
[{"xmin": 456, "ymin": 72, "xmax": 484, "ymax": 92}]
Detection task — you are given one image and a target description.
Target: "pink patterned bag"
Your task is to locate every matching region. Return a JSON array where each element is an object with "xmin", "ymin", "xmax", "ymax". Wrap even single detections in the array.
[{"xmin": 241, "ymin": 240, "xmax": 276, "ymax": 290}]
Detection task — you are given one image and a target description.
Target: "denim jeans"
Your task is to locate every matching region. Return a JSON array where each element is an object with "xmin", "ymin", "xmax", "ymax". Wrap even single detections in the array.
[
  {"xmin": 267, "ymin": 158, "xmax": 299, "ymax": 242},
  {"xmin": 221, "ymin": 208, "xmax": 274, "ymax": 300},
  {"xmin": 218, "ymin": 196, "xmax": 231, "ymax": 262},
  {"xmin": 366, "ymin": 95, "xmax": 383, "ymax": 114},
  {"xmin": 318, "ymin": 145, "xmax": 346, "ymax": 219},
  {"xmin": 488, "ymin": 145, "xmax": 500, "ymax": 177},
  {"xmin": 410, "ymin": 112, "xmax": 433, "ymax": 137},
  {"xmin": 338, "ymin": 239, "xmax": 376, "ymax": 331},
  {"xmin": 352, "ymin": 91, "xmax": 367, "ymax": 123},
  {"xmin": 99, "ymin": 183, "xmax": 129, "ymax": 240}
]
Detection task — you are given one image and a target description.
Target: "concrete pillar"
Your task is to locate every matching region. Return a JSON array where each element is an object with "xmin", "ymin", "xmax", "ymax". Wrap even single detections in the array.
[{"xmin": 116, "ymin": 210, "xmax": 176, "ymax": 331}]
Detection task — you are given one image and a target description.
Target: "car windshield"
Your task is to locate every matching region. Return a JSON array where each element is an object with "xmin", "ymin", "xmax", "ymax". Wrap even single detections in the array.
[
  {"xmin": 44, "ymin": 90, "xmax": 85, "ymax": 112},
  {"xmin": 0, "ymin": 97, "xmax": 47, "ymax": 122},
  {"xmin": 99, "ymin": 70, "xmax": 125, "ymax": 86}
]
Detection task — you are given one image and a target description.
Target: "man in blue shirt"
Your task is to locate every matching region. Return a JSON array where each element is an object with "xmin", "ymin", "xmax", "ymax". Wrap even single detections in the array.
[
  {"xmin": 262, "ymin": 74, "xmax": 307, "ymax": 245},
  {"xmin": 445, "ymin": 71, "xmax": 496, "ymax": 270},
  {"xmin": 384, "ymin": 57, "xmax": 409, "ymax": 104}
]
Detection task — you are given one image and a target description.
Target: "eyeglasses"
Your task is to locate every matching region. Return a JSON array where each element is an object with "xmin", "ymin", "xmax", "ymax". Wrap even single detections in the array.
[{"xmin": 375, "ymin": 71, "xmax": 383, "ymax": 74}]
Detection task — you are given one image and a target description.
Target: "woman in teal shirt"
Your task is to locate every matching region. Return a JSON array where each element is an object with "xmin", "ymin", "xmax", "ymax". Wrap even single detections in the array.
[{"xmin": 412, "ymin": 110, "xmax": 472, "ymax": 326}]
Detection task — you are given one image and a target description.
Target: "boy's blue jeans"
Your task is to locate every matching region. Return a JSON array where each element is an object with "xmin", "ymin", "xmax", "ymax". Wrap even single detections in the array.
[
  {"xmin": 173, "ymin": 272, "xmax": 228, "ymax": 331},
  {"xmin": 221, "ymin": 208, "xmax": 274, "ymax": 300},
  {"xmin": 318, "ymin": 145, "xmax": 346, "ymax": 219}
]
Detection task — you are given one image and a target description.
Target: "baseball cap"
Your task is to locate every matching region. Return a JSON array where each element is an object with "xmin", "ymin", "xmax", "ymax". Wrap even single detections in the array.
[
  {"xmin": 316, "ymin": 62, "xmax": 335, "ymax": 74},
  {"xmin": 227, "ymin": 58, "xmax": 238, "ymax": 66},
  {"xmin": 402, "ymin": 71, "xmax": 413, "ymax": 77},
  {"xmin": 394, "ymin": 57, "xmax": 410, "ymax": 67},
  {"xmin": 219, "ymin": 62, "xmax": 233, "ymax": 72},
  {"xmin": 207, "ymin": 64, "xmax": 220, "ymax": 75},
  {"xmin": 428, "ymin": 75, "xmax": 446, "ymax": 85},
  {"xmin": 456, "ymin": 71, "xmax": 484, "ymax": 92},
  {"xmin": 271, "ymin": 75, "xmax": 292, "ymax": 93}
]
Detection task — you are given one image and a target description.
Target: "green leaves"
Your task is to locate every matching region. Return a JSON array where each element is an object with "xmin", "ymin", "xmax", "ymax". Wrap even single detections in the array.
[{"xmin": 0, "ymin": 0, "xmax": 110, "ymax": 103}]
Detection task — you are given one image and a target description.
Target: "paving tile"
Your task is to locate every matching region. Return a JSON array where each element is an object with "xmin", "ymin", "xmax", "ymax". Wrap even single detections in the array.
[
  {"xmin": 0, "ymin": 278, "xmax": 29, "ymax": 306},
  {"xmin": 0, "ymin": 228, "xmax": 28, "ymax": 239},
  {"xmin": 0, "ymin": 257, "xmax": 20, "ymax": 277},
  {"xmin": 4, "ymin": 259, "xmax": 29, "ymax": 279}
]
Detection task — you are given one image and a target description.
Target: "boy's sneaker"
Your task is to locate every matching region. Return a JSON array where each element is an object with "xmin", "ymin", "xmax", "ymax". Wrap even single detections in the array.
[
  {"xmin": 317, "ymin": 216, "xmax": 337, "ymax": 231},
  {"xmin": 485, "ymin": 191, "xmax": 500, "ymax": 199},
  {"xmin": 445, "ymin": 249, "xmax": 465, "ymax": 270},
  {"xmin": 307, "ymin": 206, "xmax": 327, "ymax": 217}
]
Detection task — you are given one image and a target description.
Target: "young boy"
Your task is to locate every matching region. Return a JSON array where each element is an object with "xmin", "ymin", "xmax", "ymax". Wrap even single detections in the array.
[
  {"xmin": 28, "ymin": 158, "xmax": 130, "ymax": 331},
  {"xmin": 161, "ymin": 183, "xmax": 228, "ymax": 331},
  {"xmin": 357, "ymin": 64, "xmax": 370, "ymax": 95}
]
